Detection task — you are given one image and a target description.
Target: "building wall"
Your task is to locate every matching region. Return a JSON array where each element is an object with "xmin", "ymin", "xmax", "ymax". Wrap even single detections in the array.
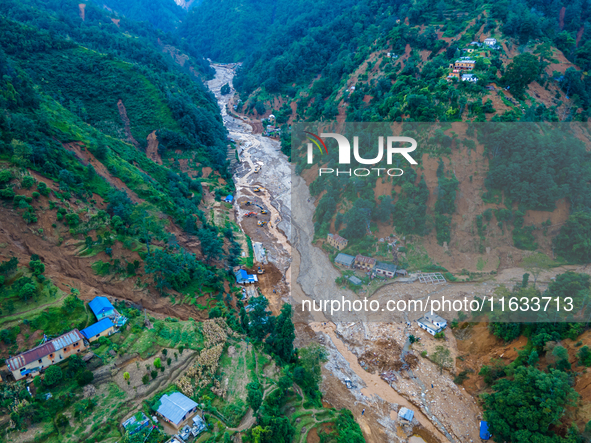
[
  {"xmin": 96, "ymin": 309, "xmax": 114, "ymax": 321},
  {"xmin": 376, "ymin": 269, "xmax": 395, "ymax": 277},
  {"xmin": 87, "ymin": 326, "xmax": 116, "ymax": 343},
  {"xmin": 11, "ymin": 339, "xmax": 86, "ymax": 380}
]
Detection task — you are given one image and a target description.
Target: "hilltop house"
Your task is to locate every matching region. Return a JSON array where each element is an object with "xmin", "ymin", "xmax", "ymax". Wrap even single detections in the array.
[
  {"xmin": 417, "ymin": 313, "xmax": 447, "ymax": 336},
  {"xmin": 334, "ymin": 253, "xmax": 355, "ymax": 268},
  {"xmin": 89, "ymin": 296, "xmax": 115, "ymax": 321},
  {"xmin": 354, "ymin": 255, "xmax": 376, "ymax": 271},
  {"xmin": 156, "ymin": 392, "xmax": 199, "ymax": 429},
  {"xmin": 7, "ymin": 330, "xmax": 86, "ymax": 381},
  {"xmin": 461, "ymin": 73, "xmax": 478, "ymax": 82},
  {"xmin": 483, "ymin": 37, "xmax": 497, "ymax": 46},
  {"xmin": 80, "ymin": 318, "xmax": 116, "ymax": 343},
  {"xmin": 327, "ymin": 233, "xmax": 348, "ymax": 251},
  {"xmin": 375, "ymin": 262, "xmax": 397, "ymax": 278}
]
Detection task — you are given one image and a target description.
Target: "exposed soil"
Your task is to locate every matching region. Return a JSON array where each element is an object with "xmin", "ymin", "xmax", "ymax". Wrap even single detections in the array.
[
  {"xmin": 117, "ymin": 99, "xmax": 140, "ymax": 148},
  {"xmin": 63, "ymin": 142, "xmax": 144, "ymax": 204},
  {"xmin": 146, "ymin": 130, "xmax": 163, "ymax": 165}
]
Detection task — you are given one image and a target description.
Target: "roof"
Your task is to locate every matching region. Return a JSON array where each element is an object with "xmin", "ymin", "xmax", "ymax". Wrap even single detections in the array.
[
  {"xmin": 348, "ymin": 276, "xmax": 362, "ymax": 285},
  {"xmin": 417, "ymin": 317, "xmax": 443, "ymax": 332},
  {"xmin": 89, "ymin": 296, "xmax": 114, "ymax": 316},
  {"xmin": 375, "ymin": 262, "xmax": 397, "ymax": 273},
  {"xmin": 399, "ymin": 407, "xmax": 414, "ymax": 422},
  {"xmin": 80, "ymin": 318, "xmax": 115, "ymax": 340},
  {"xmin": 328, "ymin": 233, "xmax": 348, "ymax": 244},
  {"xmin": 480, "ymin": 421, "xmax": 490, "ymax": 439},
  {"xmin": 224, "ymin": 195, "xmax": 233, "ymax": 202},
  {"xmin": 234, "ymin": 269, "xmax": 258, "ymax": 284},
  {"xmin": 456, "ymin": 59, "xmax": 475, "ymax": 63},
  {"xmin": 425, "ymin": 312, "xmax": 447, "ymax": 324},
  {"xmin": 192, "ymin": 415, "xmax": 207, "ymax": 433},
  {"xmin": 157, "ymin": 392, "xmax": 198, "ymax": 426},
  {"xmin": 122, "ymin": 412, "xmax": 150, "ymax": 434},
  {"xmin": 355, "ymin": 255, "xmax": 376, "ymax": 265},
  {"xmin": 7, "ymin": 329, "xmax": 84, "ymax": 371},
  {"xmin": 335, "ymin": 253, "xmax": 355, "ymax": 266}
]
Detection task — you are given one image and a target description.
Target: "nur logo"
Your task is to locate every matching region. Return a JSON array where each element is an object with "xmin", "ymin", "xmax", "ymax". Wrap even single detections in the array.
[{"xmin": 304, "ymin": 132, "xmax": 418, "ymax": 177}]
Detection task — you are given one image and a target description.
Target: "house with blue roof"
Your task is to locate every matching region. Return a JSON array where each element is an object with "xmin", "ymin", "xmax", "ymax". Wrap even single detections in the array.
[
  {"xmin": 224, "ymin": 195, "xmax": 234, "ymax": 203},
  {"xmin": 234, "ymin": 269, "xmax": 258, "ymax": 285},
  {"xmin": 89, "ymin": 296, "xmax": 115, "ymax": 321},
  {"xmin": 156, "ymin": 392, "xmax": 198, "ymax": 429},
  {"xmin": 80, "ymin": 318, "xmax": 116, "ymax": 343}
]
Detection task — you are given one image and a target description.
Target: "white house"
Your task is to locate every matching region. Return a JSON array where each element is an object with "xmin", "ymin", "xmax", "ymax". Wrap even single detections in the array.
[
  {"xmin": 417, "ymin": 313, "xmax": 447, "ymax": 336},
  {"xmin": 461, "ymin": 73, "xmax": 478, "ymax": 82},
  {"xmin": 484, "ymin": 38, "xmax": 497, "ymax": 46}
]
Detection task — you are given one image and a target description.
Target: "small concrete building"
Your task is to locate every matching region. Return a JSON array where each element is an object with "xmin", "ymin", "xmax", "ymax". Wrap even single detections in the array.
[
  {"xmin": 235, "ymin": 269, "xmax": 258, "ymax": 284},
  {"xmin": 462, "ymin": 73, "xmax": 478, "ymax": 82},
  {"xmin": 348, "ymin": 276, "xmax": 362, "ymax": 285},
  {"xmin": 327, "ymin": 233, "xmax": 348, "ymax": 251},
  {"xmin": 335, "ymin": 253, "xmax": 355, "ymax": 268},
  {"xmin": 80, "ymin": 318, "xmax": 116, "ymax": 343},
  {"xmin": 156, "ymin": 392, "xmax": 199, "ymax": 429},
  {"xmin": 375, "ymin": 262, "xmax": 397, "ymax": 278},
  {"xmin": 89, "ymin": 296, "xmax": 115, "ymax": 321},
  {"xmin": 483, "ymin": 37, "xmax": 497, "ymax": 46},
  {"xmin": 354, "ymin": 255, "xmax": 376, "ymax": 271},
  {"xmin": 7, "ymin": 330, "xmax": 86, "ymax": 381},
  {"xmin": 417, "ymin": 313, "xmax": 447, "ymax": 336}
]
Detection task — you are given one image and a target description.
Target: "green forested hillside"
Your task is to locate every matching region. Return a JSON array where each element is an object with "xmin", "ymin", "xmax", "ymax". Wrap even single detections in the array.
[
  {"xmin": 179, "ymin": 0, "xmax": 359, "ymax": 62},
  {"xmin": 98, "ymin": 0, "xmax": 187, "ymax": 32}
]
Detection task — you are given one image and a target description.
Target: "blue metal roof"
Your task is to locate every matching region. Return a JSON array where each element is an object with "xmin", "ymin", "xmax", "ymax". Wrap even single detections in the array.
[
  {"xmin": 80, "ymin": 318, "xmax": 114, "ymax": 340},
  {"xmin": 480, "ymin": 421, "xmax": 490, "ymax": 440},
  {"xmin": 89, "ymin": 296, "xmax": 114, "ymax": 316},
  {"xmin": 224, "ymin": 195, "xmax": 233, "ymax": 202},
  {"xmin": 157, "ymin": 392, "xmax": 198, "ymax": 426},
  {"xmin": 235, "ymin": 270, "xmax": 257, "ymax": 284},
  {"xmin": 398, "ymin": 407, "xmax": 414, "ymax": 422}
]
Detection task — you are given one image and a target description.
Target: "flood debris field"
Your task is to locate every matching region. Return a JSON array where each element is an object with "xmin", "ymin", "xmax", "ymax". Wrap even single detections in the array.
[{"xmin": 209, "ymin": 64, "xmax": 486, "ymax": 443}]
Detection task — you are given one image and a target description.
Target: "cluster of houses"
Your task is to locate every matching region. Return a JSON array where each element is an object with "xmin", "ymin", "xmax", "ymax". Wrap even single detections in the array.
[
  {"xmin": 446, "ymin": 37, "xmax": 500, "ymax": 83},
  {"xmin": 334, "ymin": 252, "xmax": 407, "ymax": 283},
  {"xmin": 262, "ymin": 115, "xmax": 281, "ymax": 137},
  {"xmin": 328, "ymin": 233, "xmax": 406, "ymax": 282},
  {"xmin": 446, "ymin": 57, "xmax": 478, "ymax": 82},
  {"xmin": 6, "ymin": 296, "xmax": 124, "ymax": 381}
]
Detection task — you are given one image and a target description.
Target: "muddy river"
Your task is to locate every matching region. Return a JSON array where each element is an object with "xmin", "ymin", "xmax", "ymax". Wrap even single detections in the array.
[{"xmin": 206, "ymin": 65, "xmax": 470, "ymax": 443}]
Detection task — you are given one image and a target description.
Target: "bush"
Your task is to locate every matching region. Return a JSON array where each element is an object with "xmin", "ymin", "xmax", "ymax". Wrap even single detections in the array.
[
  {"xmin": 21, "ymin": 176, "xmax": 36, "ymax": 189},
  {"xmin": 76, "ymin": 370, "xmax": 94, "ymax": 386},
  {"xmin": 142, "ymin": 374, "xmax": 149, "ymax": 384},
  {"xmin": 151, "ymin": 370, "xmax": 157, "ymax": 379},
  {"xmin": 453, "ymin": 370, "xmax": 470, "ymax": 385},
  {"xmin": 44, "ymin": 365, "xmax": 63, "ymax": 386}
]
